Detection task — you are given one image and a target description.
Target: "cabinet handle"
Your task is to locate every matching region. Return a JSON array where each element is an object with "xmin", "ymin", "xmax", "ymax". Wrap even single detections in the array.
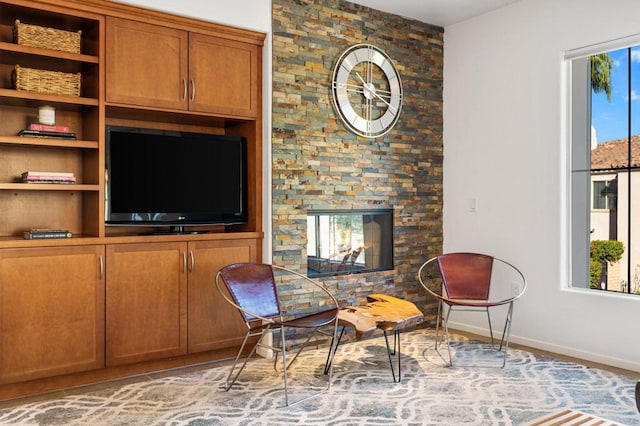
[
  {"xmin": 181, "ymin": 251, "xmax": 187, "ymax": 273},
  {"xmin": 189, "ymin": 250, "xmax": 195, "ymax": 272},
  {"xmin": 182, "ymin": 78, "xmax": 188, "ymax": 101},
  {"xmin": 190, "ymin": 79, "xmax": 195, "ymax": 102},
  {"xmin": 99, "ymin": 255, "xmax": 104, "ymax": 280}
]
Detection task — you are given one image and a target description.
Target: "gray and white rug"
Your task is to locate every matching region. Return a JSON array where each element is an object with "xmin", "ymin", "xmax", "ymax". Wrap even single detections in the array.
[{"xmin": 0, "ymin": 330, "xmax": 637, "ymax": 425}]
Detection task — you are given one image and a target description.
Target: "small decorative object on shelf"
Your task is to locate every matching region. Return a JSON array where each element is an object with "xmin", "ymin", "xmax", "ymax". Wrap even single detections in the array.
[
  {"xmin": 38, "ymin": 105, "xmax": 56, "ymax": 125},
  {"xmin": 23, "ymin": 228, "xmax": 73, "ymax": 240},
  {"xmin": 13, "ymin": 20, "xmax": 82, "ymax": 54},
  {"xmin": 22, "ymin": 171, "xmax": 76, "ymax": 184}
]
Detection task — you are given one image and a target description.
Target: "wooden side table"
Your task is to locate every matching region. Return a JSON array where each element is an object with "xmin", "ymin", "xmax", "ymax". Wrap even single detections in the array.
[{"xmin": 325, "ymin": 294, "xmax": 423, "ymax": 382}]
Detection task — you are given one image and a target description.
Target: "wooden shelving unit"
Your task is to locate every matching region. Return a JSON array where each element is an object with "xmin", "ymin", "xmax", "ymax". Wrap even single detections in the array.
[
  {"xmin": 0, "ymin": 0, "xmax": 102, "ymax": 239},
  {"xmin": 0, "ymin": 0, "xmax": 265, "ymax": 400}
]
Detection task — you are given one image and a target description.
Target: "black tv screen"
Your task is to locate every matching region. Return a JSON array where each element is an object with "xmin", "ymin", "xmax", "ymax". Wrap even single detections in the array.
[{"xmin": 106, "ymin": 126, "xmax": 247, "ymax": 228}]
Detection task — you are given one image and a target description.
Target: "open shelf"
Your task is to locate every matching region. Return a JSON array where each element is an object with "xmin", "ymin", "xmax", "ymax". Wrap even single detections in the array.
[
  {"xmin": 0, "ymin": 88, "xmax": 98, "ymax": 107},
  {"xmin": 0, "ymin": 183, "xmax": 99, "ymax": 191},
  {"xmin": 0, "ymin": 135, "xmax": 98, "ymax": 149},
  {"xmin": 0, "ymin": 41, "xmax": 99, "ymax": 64}
]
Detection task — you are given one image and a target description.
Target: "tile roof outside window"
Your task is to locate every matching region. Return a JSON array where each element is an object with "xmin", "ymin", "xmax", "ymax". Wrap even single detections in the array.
[{"xmin": 591, "ymin": 135, "xmax": 640, "ymax": 170}]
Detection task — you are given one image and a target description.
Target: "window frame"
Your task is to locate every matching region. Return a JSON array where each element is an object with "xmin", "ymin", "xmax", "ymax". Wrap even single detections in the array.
[{"xmin": 566, "ymin": 35, "xmax": 640, "ymax": 295}]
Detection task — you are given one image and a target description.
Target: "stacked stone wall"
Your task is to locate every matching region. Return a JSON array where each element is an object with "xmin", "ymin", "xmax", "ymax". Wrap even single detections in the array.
[{"xmin": 272, "ymin": 0, "xmax": 444, "ymax": 318}]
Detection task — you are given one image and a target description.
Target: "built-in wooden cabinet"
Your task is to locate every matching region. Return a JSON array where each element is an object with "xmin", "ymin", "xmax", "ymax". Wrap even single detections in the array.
[
  {"xmin": 187, "ymin": 238, "xmax": 258, "ymax": 353},
  {"xmin": 106, "ymin": 237, "xmax": 259, "ymax": 365},
  {"xmin": 106, "ymin": 17, "xmax": 259, "ymax": 118},
  {"xmin": 188, "ymin": 33, "xmax": 259, "ymax": 117},
  {"xmin": 0, "ymin": 0, "xmax": 264, "ymax": 400},
  {"xmin": 106, "ymin": 242, "xmax": 188, "ymax": 366},
  {"xmin": 0, "ymin": 0, "xmax": 263, "ymax": 243},
  {"xmin": 0, "ymin": 245, "xmax": 105, "ymax": 384},
  {"xmin": 105, "ymin": 17, "xmax": 188, "ymax": 111}
]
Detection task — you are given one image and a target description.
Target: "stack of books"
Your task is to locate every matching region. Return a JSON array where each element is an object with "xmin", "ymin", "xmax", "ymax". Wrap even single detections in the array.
[
  {"xmin": 18, "ymin": 123, "xmax": 77, "ymax": 140},
  {"xmin": 22, "ymin": 171, "xmax": 76, "ymax": 184},
  {"xmin": 24, "ymin": 228, "xmax": 73, "ymax": 240}
]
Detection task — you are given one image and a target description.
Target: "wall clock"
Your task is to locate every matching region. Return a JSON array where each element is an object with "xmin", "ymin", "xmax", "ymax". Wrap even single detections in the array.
[{"xmin": 331, "ymin": 44, "xmax": 403, "ymax": 138}]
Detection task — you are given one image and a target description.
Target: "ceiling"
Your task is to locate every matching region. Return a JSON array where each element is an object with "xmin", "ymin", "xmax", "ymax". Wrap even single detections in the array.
[{"xmin": 348, "ymin": 0, "xmax": 522, "ymax": 27}]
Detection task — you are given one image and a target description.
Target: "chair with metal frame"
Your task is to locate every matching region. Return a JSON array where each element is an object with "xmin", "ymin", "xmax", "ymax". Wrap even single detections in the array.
[
  {"xmin": 418, "ymin": 252, "xmax": 526, "ymax": 368},
  {"xmin": 215, "ymin": 262, "xmax": 340, "ymax": 406}
]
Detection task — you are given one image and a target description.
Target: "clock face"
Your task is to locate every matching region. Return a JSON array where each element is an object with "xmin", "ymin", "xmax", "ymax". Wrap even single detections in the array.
[{"xmin": 331, "ymin": 44, "xmax": 403, "ymax": 138}]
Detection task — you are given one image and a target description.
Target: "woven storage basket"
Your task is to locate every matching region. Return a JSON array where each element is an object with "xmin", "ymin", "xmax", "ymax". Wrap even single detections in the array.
[
  {"xmin": 13, "ymin": 20, "xmax": 81, "ymax": 54},
  {"xmin": 13, "ymin": 65, "xmax": 81, "ymax": 97}
]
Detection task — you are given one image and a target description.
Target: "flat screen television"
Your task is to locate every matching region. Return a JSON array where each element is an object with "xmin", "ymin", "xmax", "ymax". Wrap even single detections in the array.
[{"xmin": 105, "ymin": 125, "xmax": 247, "ymax": 230}]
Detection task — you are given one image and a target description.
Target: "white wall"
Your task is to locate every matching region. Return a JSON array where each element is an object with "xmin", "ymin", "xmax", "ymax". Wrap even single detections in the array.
[
  {"xmin": 444, "ymin": 0, "xmax": 640, "ymax": 371},
  {"xmin": 112, "ymin": 0, "xmax": 271, "ymax": 32},
  {"xmin": 111, "ymin": 0, "xmax": 273, "ymax": 262}
]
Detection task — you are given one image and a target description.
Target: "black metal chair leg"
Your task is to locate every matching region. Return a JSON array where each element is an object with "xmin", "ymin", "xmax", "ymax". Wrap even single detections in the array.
[
  {"xmin": 383, "ymin": 330, "xmax": 402, "ymax": 383},
  {"xmin": 324, "ymin": 326, "xmax": 346, "ymax": 375}
]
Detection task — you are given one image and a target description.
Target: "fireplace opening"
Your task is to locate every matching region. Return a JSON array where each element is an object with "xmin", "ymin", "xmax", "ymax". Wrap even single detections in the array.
[{"xmin": 307, "ymin": 209, "xmax": 394, "ymax": 278}]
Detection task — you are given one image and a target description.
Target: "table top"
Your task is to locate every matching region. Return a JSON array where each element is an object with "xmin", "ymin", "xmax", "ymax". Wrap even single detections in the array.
[{"xmin": 338, "ymin": 294, "xmax": 424, "ymax": 339}]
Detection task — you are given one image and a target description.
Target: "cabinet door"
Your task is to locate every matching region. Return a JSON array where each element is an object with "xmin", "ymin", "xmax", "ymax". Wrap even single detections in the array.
[
  {"xmin": 187, "ymin": 239, "xmax": 258, "ymax": 353},
  {"xmin": 106, "ymin": 242, "xmax": 187, "ymax": 366},
  {"xmin": 106, "ymin": 17, "xmax": 188, "ymax": 110},
  {"xmin": 189, "ymin": 33, "xmax": 259, "ymax": 117},
  {"xmin": 0, "ymin": 246, "xmax": 105, "ymax": 384}
]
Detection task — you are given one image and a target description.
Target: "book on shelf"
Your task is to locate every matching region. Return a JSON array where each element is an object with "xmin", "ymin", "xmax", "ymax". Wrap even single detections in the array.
[
  {"xmin": 18, "ymin": 129, "xmax": 78, "ymax": 140},
  {"xmin": 27, "ymin": 123, "xmax": 71, "ymax": 133},
  {"xmin": 22, "ymin": 171, "xmax": 75, "ymax": 178},
  {"xmin": 21, "ymin": 171, "xmax": 76, "ymax": 184},
  {"xmin": 23, "ymin": 177, "xmax": 76, "ymax": 184},
  {"xmin": 23, "ymin": 229, "xmax": 73, "ymax": 240}
]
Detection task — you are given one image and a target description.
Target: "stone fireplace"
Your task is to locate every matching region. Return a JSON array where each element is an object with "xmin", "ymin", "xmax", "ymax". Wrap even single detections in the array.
[
  {"xmin": 272, "ymin": 0, "xmax": 443, "ymax": 312},
  {"xmin": 307, "ymin": 209, "xmax": 393, "ymax": 277}
]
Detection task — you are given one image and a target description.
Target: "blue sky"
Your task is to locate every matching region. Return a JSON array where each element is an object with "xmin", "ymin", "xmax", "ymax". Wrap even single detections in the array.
[{"xmin": 591, "ymin": 47, "xmax": 640, "ymax": 144}]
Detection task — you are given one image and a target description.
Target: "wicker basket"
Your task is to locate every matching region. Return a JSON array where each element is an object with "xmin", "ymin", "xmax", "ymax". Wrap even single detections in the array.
[
  {"xmin": 13, "ymin": 65, "xmax": 81, "ymax": 97},
  {"xmin": 13, "ymin": 20, "xmax": 81, "ymax": 54}
]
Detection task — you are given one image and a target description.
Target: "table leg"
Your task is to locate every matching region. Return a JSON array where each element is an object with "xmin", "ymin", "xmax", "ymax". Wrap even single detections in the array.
[
  {"xmin": 324, "ymin": 326, "xmax": 346, "ymax": 375},
  {"xmin": 383, "ymin": 330, "xmax": 402, "ymax": 383}
]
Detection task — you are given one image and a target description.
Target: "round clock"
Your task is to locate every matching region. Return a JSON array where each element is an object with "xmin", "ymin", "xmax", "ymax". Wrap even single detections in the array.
[{"xmin": 331, "ymin": 44, "xmax": 403, "ymax": 138}]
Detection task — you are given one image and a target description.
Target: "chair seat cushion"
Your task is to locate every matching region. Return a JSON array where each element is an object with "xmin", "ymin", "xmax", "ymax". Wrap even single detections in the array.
[
  {"xmin": 446, "ymin": 297, "xmax": 493, "ymax": 307},
  {"xmin": 277, "ymin": 308, "xmax": 339, "ymax": 328}
]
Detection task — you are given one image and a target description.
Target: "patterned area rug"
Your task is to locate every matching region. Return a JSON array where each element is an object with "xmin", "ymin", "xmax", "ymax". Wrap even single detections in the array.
[{"xmin": 0, "ymin": 330, "xmax": 638, "ymax": 425}]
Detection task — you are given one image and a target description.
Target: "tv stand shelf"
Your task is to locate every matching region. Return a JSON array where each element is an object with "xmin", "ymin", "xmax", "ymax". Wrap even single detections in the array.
[{"xmin": 0, "ymin": 230, "xmax": 263, "ymax": 248}]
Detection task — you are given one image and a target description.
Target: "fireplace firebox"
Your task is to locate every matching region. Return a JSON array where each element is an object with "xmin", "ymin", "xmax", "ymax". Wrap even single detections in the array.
[{"xmin": 307, "ymin": 209, "xmax": 394, "ymax": 277}]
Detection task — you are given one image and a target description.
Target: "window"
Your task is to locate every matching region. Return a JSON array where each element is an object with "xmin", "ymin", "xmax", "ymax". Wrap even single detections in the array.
[
  {"xmin": 569, "ymin": 42, "xmax": 640, "ymax": 294},
  {"xmin": 592, "ymin": 178, "xmax": 617, "ymax": 210}
]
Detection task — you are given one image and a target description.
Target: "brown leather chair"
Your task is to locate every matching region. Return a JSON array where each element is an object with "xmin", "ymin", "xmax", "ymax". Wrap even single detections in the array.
[
  {"xmin": 216, "ymin": 263, "xmax": 339, "ymax": 406},
  {"xmin": 418, "ymin": 252, "xmax": 526, "ymax": 367}
]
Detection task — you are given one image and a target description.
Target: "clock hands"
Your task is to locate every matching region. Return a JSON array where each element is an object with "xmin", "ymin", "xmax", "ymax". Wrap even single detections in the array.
[
  {"xmin": 338, "ymin": 82, "xmax": 366, "ymax": 95},
  {"xmin": 355, "ymin": 72, "xmax": 394, "ymax": 110}
]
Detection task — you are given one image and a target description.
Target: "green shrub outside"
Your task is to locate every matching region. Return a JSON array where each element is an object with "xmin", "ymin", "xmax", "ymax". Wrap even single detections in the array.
[{"xmin": 589, "ymin": 240, "xmax": 624, "ymax": 289}]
